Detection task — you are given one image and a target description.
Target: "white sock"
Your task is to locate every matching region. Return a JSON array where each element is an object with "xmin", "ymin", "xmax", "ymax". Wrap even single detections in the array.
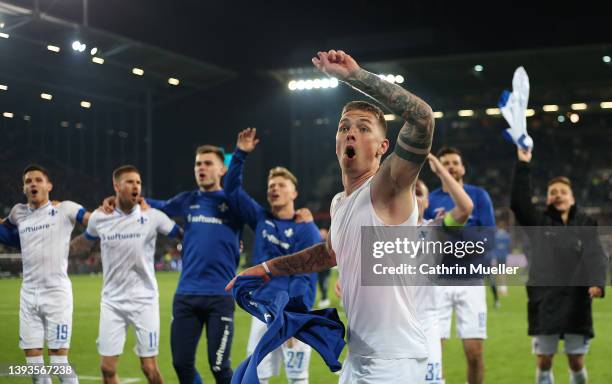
[
  {"xmin": 536, "ymin": 368, "xmax": 554, "ymax": 384},
  {"xmin": 50, "ymin": 355, "xmax": 79, "ymax": 384},
  {"xmin": 536, "ymin": 368, "xmax": 555, "ymax": 384},
  {"xmin": 26, "ymin": 356, "xmax": 52, "ymax": 384},
  {"xmin": 569, "ymin": 367, "xmax": 587, "ymax": 384}
]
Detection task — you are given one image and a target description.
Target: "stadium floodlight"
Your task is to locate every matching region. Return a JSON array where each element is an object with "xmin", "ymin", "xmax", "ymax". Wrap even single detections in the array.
[
  {"xmin": 0, "ymin": 32, "xmax": 9, "ymax": 39},
  {"xmin": 557, "ymin": 115, "xmax": 565, "ymax": 123},
  {"xmin": 313, "ymin": 78, "xmax": 322, "ymax": 89},
  {"xmin": 304, "ymin": 79, "xmax": 314, "ymax": 90},
  {"xmin": 72, "ymin": 40, "xmax": 81, "ymax": 50},
  {"xmin": 433, "ymin": 111, "xmax": 444, "ymax": 119},
  {"xmin": 384, "ymin": 114, "xmax": 396, "ymax": 121},
  {"xmin": 80, "ymin": 101, "xmax": 91, "ymax": 108},
  {"xmin": 601, "ymin": 101, "xmax": 612, "ymax": 109},
  {"xmin": 132, "ymin": 67, "xmax": 144, "ymax": 76},
  {"xmin": 0, "ymin": 22, "xmax": 4, "ymax": 28},
  {"xmin": 24, "ymin": 115, "xmax": 31, "ymax": 121},
  {"xmin": 168, "ymin": 77, "xmax": 180, "ymax": 86},
  {"xmin": 60, "ymin": 121, "xmax": 69, "ymax": 127},
  {"xmin": 0, "ymin": 84, "xmax": 7, "ymax": 91},
  {"xmin": 3, "ymin": 112, "xmax": 14, "ymax": 118},
  {"xmin": 78, "ymin": 43, "xmax": 86, "ymax": 52},
  {"xmin": 47, "ymin": 45, "xmax": 60, "ymax": 53},
  {"xmin": 542, "ymin": 104, "xmax": 559, "ymax": 112},
  {"xmin": 486, "ymin": 108, "xmax": 501, "ymax": 115},
  {"xmin": 288, "ymin": 80, "xmax": 297, "ymax": 91},
  {"xmin": 75, "ymin": 123, "xmax": 83, "ymax": 129},
  {"xmin": 525, "ymin": 109, "xmax": 535, "ymax": 117},
  {"xmin": 40, "ymin": 93, "xmax": 52, "ymax": 100},
  {"xmin": 92, "ymin": 57, "xmax": 104, "ymax": 64},
  {"xmin": 295, "ymin": 80, "xmax": 305, "ymax": 90},
  {"xmin": 395, "ymin": 75, "xmax": 404, "ymax": 84},
  {"xmin": 385, "ymin": 74, "xmax": 396, "ymax": 83},
  {"xmin": 474, "ymin": 64, "xmax": 484, "ymax": 72},
  {"xmin": 90, "ymin": 47, "xmax": 98, "ymax": 56},
  {"xmin": 603, "ymin": 55, "xmax": 611, "ymax": 63},
  {"xmin": 571, "ymin": 103, "xmax": 587, "ymax": 110},
  {"xmin": 569, "ymin": 113, "xmax": 579, "ymax": 123},
  {"xmin": 330, "ymin": 78, "xmax": 339, "ymax": 88},
  {"xmin": 458, "ymin": 109, "xmax": 474, "ymax": 117}
]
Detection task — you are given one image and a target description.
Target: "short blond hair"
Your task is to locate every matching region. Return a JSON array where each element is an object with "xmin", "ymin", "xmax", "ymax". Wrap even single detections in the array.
[{"xmin": 268, "ymin": 166, "xmax": 298, "ymax": 187}]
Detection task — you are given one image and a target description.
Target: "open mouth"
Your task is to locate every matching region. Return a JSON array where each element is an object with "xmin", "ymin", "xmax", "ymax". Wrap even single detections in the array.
[
  {"xmin": 30, "ymin": 189, "xmax": 38, "ymax": 196},
  {"xmin": 131, "ymin": 192, "xmax": 139, "ymax": 198},
  {"xmin": 198, "ymin": 172, "xmax": 206, "ymax": 179},
  {"xmin": 345, "ymin": 146, "xmax": 356, "ymax": 159}
]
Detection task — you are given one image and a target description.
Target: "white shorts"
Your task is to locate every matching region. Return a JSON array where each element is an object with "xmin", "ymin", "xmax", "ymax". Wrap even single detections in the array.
[
  {"xmin": 339, "ymin": 353, "xmax": 427, "ymax": 384},
  {"xmin": 247, "ymin": 317, "xmax": 312, "ymax": 380},
  {"xmin": 532, "ymin": 334, "xmax": 591, "ymax": 355},
  {"xmin": 421, "ymin": 311, "xmax": 443, "ymax": 383},
  {"xmin": 97, "ymin": 299, "xmax": 160, "ymax": 357},
  {"xmin": 438, "ymin": 285, "xmax": 487, "ymax": 339},
  {"xmin": 19, "ymin": 285, "xmax": 73, "ymax": 350}
]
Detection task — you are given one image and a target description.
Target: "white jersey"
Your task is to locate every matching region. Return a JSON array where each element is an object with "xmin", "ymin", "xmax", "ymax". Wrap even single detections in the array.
[
  {"xmin": 86, "ymin": 205, "xmax": 176, "ymax": 302},
  {"xmin": 9, "ymin": 201, "xmax": 84, "ymax": 289},
  {"xmin": 330, "ymin": 177, "xmax": 427, "ymax": 359}
]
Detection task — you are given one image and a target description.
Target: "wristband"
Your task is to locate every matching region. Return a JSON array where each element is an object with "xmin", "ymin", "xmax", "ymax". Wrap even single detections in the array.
[{"xmin": 261, "ymin": 261, "xmax": 273, "ymax": 276}]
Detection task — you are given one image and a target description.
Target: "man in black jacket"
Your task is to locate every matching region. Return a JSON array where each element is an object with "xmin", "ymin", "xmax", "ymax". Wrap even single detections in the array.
[{"xmin": 511, "ymin": 148, "xmax": 607, "ymax": 384}]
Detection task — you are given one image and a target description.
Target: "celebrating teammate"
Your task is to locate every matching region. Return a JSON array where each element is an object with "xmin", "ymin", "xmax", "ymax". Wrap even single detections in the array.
[
  {"xmin": 511, "ymin": 148, "xmax": 606, "ymax": 384},
  {"xmin": 227, "ymin": 49, "xmax": 435, "ymax": 382},
  {"xmin": 71, "ymin": 165, "xmax": 181, "ymax": 384},
  {"xmin": 3, "ymin": 165, "xmax": 90, "ymax": 384},
  {"xmin": 225, "ymin": 128, "xmax": 322, "ymax": 383},
  {"xmin": 423, "ymin": 147, "xmax": 495, "ymax": 384}
]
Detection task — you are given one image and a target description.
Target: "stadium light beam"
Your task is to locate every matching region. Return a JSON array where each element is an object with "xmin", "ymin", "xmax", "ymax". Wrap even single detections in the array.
[
  {"xmin": 92, "ymin": 57, "xmax": 104, "ymax": 64},
  {"xmin": 288, "ymin": 80, "xmax": 297, "ymax": 91},
  {"xmin": 525, "ymin": 109, "xmax": 536, "ymax": 117},
  {"xmin": 601, "ymin": 101, "xmax": 612, "ymax": 109},
  {"xmin": 571, "ymin": 103, "xmax": 587, "ymax": 110},
  {"xmin": 569, "ymin": 113, "xmax": 580, "ymax": 123},
  {"xmin": 603, "ymin": 55, "xmax": 611, "ymax": 64},
  {"xmin": 0, "ymin": 22, "xmax": 4, "ymax": 28},
  {"xmin": 0, "ymin": 32, "xmax": 9, "ymax": 39},
  {"xmin": 47, "ymin": 45, "xmax": 60, "ymax": 53},
  {"xmin": 458, "ymin": 109, "xmax": 474, "ymax": 117},
  {"xmin": 384, "ymin": 114, "xmax": 396, "ymax": 121},
  {"xmin": 394, "ymin": 75, "xmax": 404, "ymax": 84},
  {"xmin": 80, "ymin": 101, "xmax": 91, "ymax": 109},
  {"xmin": 542, "ymin": 104, "xmax": 559, "ymax": 112},
  {"xmin": 3, "ymin": 112, "xmax": 14, "ymax": 118},
  {"xmin": 486, "ymin": 108, "xmax": 501, "ymax": 115},
  {"xmin": 474, "ymin": 64, "xmax": 484, "ymax": 72},
  {"xmin": 433, "ymin": 111, "xmax": 444, "ymax": 119},
  {"xmin": 132, "ymin": 67, "xmax": 144, "ymax": 76},
  {"xmin": 90, "ymin": 47, "xmax": 98, "ymax": 56},
  {"xmin": 72, "ymin": 40, "xmax": 81, "ymax": 51},
  {"xmin": 0, "ymin": 84, "xmax": 7, "ymax": 91},
  {"xmin": 40, "ymin": 93, "xmax": 52, "ymax": 100},
  {"xmin": 168, "ymin": 77, "xmax": 180, "ymax": 86},
  {"xmin": 557, "ymin": 115, "xmax": 565, "ymax": 123}
]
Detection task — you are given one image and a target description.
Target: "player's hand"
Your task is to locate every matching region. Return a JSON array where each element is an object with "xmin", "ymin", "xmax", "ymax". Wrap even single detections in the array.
[
  {"xmin": 225, "ymin": 263, "xmax": 270, "ymax": 291},
  {"xmin": 427, "ymin": 153, "xmax": 443, "ymax": 175},
  {"xmin": 334, "ymin": 280, "xmax": 342, "ymax": 299},
  {"xmin": 312, "ymin": 50, "xmax": 359, "ymax": 81},
  {"xmin": 588, "ymin": 286, "xmax": 603, "ymax": 298},
  {"xmin": 517, "ymin": 148, "xmax": 532, "ymax": 163},
  {"xmin": 295, "ymin": 207, "xmax": 314, "ymax": 223},
  {"xmin": 101, "ymin": 196, "xmax": 116, "ymax": 214},
  {"xmin": 237, "ymin": 127, "xmax": 260, "ymax": 153}
]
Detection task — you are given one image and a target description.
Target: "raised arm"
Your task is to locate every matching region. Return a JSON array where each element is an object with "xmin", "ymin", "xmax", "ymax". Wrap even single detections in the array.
[
  {"xmin": 224, "ymin": 128, "xmax": 265, "ymax": 230},
  {"xmin": 313, "ymin": 50, "xmax": 434, "ymax": 222},
  {"xmin": 511, "ymin": 148, "xmax": 540, "ymax": 226},
  {"xmin": 428, "ymin": 153, "xmax": 474, "ymax": 225}
]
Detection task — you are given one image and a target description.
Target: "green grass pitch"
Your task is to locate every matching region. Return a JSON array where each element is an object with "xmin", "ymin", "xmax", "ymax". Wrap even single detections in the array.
[{"xmin": 0, "ymin": 272, "xmax": 610, "ymax": 383}]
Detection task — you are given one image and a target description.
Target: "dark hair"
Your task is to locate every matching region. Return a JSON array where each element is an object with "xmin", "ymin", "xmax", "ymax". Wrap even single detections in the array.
[
  {"xmin": 195, "ymin": 145, "xmax": 225, "ymax": 164},
  {"xmin": 341, "ymin": 101, "xmax": 388, "ymax": 135},
  {"xmin": 112, "ymin": 165, "xmax": 140, "ymax": 182},
  {"xmin": 23, "ymin": 164, "xmax": 51, "ymax": 181},
  {"xmin": 547, "ymin": 176, "xmax": 572, "ymax": 188},
  {"xmin": 436, "ymin": 146, "xmax": 462, "ymax": 159}
]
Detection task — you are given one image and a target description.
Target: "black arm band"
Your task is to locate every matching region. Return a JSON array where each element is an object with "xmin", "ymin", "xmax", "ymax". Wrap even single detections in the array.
[{"xmin": 394, "ymin": 145, "xmax": 428, "ymax": 164}]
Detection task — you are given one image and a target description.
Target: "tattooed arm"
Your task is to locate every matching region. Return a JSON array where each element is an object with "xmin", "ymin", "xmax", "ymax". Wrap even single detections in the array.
[
  {"xmin": 312, "ymin": 49, "xmax": 435, "ymax": 223},
  {"xmin": 225, "ymin": 235, "xmax": 336, "ymax": 290}
]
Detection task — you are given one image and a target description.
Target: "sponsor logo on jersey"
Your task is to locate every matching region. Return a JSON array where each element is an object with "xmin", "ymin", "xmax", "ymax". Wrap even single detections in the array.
[
  {"xmin": 284, "ymin": 228, "xmax": 294, "ymax": 238},
  {"xmin": 101, "ymin": 232, "xmax": 143, "ymax": 241},
  {"xmin": 189, "ymin": 204, "xmax": 200, "ymax": 210},
  {"xmin": 49, "ymin": 208, "xmax": 57, "ymax": 217},
  {"xmin": 187, "ymin": 214, "xmax": 224, "ymax": 225},
  {"xmin": 265, "ymin": 220, "xmax": 275, "ymax": 227},
  {"xmin": 19, "ymin": 223, "xmax": 50, "ymax": 234},
  {"xmin": 138, "ymin": 216, "xmax": 148, "ymax": 225},
  {"xmin": 262, "ymin": 229, "xmax": 290, "ymax": 250},
  {"xmin": 218, "ymin": 202, "xmax": 229, "ymax": 212}
]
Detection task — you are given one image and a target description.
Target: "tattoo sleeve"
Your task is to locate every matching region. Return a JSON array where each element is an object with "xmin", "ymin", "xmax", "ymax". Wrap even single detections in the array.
[
  {"xmin": 268, "ymin": 243, "xmax": 336, "ymax": 275},
  {"xmin": 344, "ymin": 69, "xmax": 434, "ymax": 163}
]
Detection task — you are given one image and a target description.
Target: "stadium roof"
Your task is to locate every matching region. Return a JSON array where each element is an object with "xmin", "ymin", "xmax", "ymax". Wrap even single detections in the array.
[
  {"xmin": 0, "ymin": 1, "xmax": 235, "ymax": 109},
  {"xmin": 270, "ymin": 44, "xmax": 612, "ymax": 113}
]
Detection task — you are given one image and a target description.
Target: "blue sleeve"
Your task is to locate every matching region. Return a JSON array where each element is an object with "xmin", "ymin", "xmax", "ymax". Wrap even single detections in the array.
[
  {"xmin": 295, "ymin": 223, "xmax": 323, "ymax": 251},
  {"xmin": 0, "ymin": 223, "xmax": 20, "ymax": 248},
  {"xmin": 223, "ymin": 148, "xmax": 264, "ymax": 230},
  {"xmin": 146, "ymin": 191, "xmax": 189, "ymax": 218}
]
